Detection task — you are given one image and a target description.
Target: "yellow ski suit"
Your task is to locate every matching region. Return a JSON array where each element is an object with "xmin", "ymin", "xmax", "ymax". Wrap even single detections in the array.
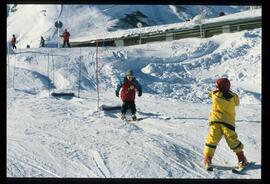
[{"xmin": 203, "ymin": 90, "xmax": 244, "ymax": 158}]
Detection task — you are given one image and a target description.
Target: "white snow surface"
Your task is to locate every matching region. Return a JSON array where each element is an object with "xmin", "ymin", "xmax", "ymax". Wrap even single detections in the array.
[{"xmin": 7, "ymin": 27, "xmax": 261, "ymax": 178}]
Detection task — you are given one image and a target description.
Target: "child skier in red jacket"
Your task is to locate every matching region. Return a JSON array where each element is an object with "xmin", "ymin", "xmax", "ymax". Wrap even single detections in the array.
[{"xmin": 115, "ymin": 70, "xmax": 142, "ymax": 120}]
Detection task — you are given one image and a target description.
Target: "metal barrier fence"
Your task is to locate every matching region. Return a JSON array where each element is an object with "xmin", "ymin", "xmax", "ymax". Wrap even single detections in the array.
[{"xmin": 70, "ymin": 15, "xmax": 261, "ymax": 47}]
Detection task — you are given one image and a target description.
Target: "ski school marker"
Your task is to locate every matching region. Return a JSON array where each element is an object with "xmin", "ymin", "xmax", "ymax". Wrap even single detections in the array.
[
  {"xmin": 100, "ymin": 105, "xmax": 121, "ymax": 111},
  {"xmin": 54, "ymin": 20, "xmax": 63, "ymax": 28}
]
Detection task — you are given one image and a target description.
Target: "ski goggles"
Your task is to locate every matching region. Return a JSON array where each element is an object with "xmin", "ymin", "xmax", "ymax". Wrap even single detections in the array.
[{"xmin": 127, "ymin": 75, "xmax": 134, "ymax": 79}]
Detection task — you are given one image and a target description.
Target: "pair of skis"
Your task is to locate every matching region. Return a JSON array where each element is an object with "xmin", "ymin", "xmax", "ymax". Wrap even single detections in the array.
[
  {"xmin": 121, "ymin": 117, "xmax": 144, "ymax": 122},
  {"xmin": 205, "ymin": 161, "xmax": 255, "ymax": 174}
]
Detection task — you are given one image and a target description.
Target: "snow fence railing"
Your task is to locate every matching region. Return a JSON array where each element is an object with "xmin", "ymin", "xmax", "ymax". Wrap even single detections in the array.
[{"xmin": 70, "ymin": 9, "xmax": 261, "ymax": 47}]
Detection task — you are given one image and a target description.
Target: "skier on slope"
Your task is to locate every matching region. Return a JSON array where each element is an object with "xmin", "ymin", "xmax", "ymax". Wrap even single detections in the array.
[
  {"xmin": 11, "ymin": 34, "xmax": 17, "ymax": 49},
  {"xmin": 203, "ymin": 78, "xmax": 248, "ymax": 170},
  {"xmin": 40, "ymin": 36, "xmax": 45, "ymax": 47},
  {"xmin": 60, "ymin": 29, "xmax": 71, "ymax": 48},
  {"xmin": 115, "ymin": 70, "xmax": 142, "ymax": 121}
]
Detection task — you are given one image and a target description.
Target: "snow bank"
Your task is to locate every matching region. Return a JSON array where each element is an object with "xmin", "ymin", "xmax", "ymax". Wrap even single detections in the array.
[{"xmin": 8, "ymin": 28, "xmax": 261, "ymax": 104}]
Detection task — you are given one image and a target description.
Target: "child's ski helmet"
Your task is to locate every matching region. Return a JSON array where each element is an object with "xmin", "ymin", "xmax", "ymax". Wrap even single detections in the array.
[
  {"xmin": 216, "ymin": 78, "xmax": 231, "ymax": 92},
  {"xmin": 126, "ymin": 70, "xmax": 134, "ymax": 76}
]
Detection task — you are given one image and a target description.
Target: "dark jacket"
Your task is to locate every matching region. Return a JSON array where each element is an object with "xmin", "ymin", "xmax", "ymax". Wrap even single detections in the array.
[
  {"xmin": 40, "ymin": 37, "xmax": 45, "ymax": 47},
  {"xmin": 61, "ymin": 31, "xmax": 70, "ymax": 42}
]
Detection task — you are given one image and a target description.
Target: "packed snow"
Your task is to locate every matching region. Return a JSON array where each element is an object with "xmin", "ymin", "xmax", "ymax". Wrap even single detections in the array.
[{"xmin": 7, "ymin": 27, "xmax": 261, "ymax": 178}]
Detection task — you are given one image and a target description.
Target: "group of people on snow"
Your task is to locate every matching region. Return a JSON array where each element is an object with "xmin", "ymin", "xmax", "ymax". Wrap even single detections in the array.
[
  {"xmin": 116, "ymin": 70, "xmax": 248, "ymax": 170},
  {"xmin": 10, "ymin": 29, "xmax": 71, "ymax": 49}
]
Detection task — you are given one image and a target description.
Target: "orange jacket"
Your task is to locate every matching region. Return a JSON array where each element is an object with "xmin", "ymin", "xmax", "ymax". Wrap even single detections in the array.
[
  {"xmin": 61, "ymin": 31, "xmax": 70, "ymax": 41},
  {"xmin": 11, "ymin": 37, "xmax": 16, "ymax": 44}
]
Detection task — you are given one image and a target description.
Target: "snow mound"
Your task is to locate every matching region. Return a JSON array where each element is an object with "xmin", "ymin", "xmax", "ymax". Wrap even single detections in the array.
[{"xmin": 7, "ymin": 28, "xmax": 261, "ymax": 104}]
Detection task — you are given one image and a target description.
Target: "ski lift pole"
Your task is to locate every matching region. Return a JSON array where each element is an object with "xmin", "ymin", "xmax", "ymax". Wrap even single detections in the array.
[
  {"xmin": 58, "ymin": 25, "xmax": 60, "ymax": 48},
  {"xmin": 96, "ymin": 40, "xmax": 100, "ymax": 110},
  {"xmin": 55, "ymin": 19, "xmax": 63, "ymax": 48},
  {"xmin": 7, "ymin": 44, "xmax": 10, "ymax": 84},
  {"xmin": 137, "ymin": 22, "xmax": 142, "ymax": 44},
  {"xmin": 199, "ymin": 5, "xmax": 204, "ymax": 38},
  {"xmin": 200, "ymin": 24, "xmax": 203, "ymax": 38},
  {"xmin": 12, "ymin": 54, "xmax": 16, "ymax": 89},
  {"xmin": 78, "ymin": 47, "xmax": 82, "ymax": 98},
  {"xmin": 47, "ymin": 53, "xmax": 51, "ymax": 96},
  {"xmin": 12, "ymin": 48, "xmax": 21, "ymax": 88},
  {"xmin": 51, "ymin": 49, "xmax": 55, "ymax": 93}
]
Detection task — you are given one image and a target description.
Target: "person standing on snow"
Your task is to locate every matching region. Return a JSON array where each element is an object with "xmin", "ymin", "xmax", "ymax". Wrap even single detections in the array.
[
  {"xmin": 11, "ymin": 34, "xmax": 17, "ymax": 49},
  {"xmin": 203, "ymin": 78, "xmax": 248, "ymax": 170},
  {"xmin": 115, "ymin": 70, "xmax": 142, "ymax": 121},
  {"xmin": 60, "ymin": 29, "xmax": 71, "ymax": 48},
  {"xmin": 40, "ymin": 36, "xmax": 45, "ymax": 47}
]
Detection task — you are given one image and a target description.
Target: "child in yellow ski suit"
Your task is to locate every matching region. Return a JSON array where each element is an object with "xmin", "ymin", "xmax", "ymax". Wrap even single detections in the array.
[{"xmin": 203, "ymin": 78, "xmax": 248, "ymax": 169}]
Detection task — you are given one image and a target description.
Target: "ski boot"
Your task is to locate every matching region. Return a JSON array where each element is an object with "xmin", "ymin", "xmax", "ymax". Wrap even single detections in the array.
[
  {"xmin": 203, "ymin": 156, "xmax": 213, "ymax": 171},
  {"xmin": 131, "ymin": 114, "xmax": 137, "ymax": 121},
  {"xmin": 236, "ymin": 151, "xmax": 248, "ymax": 168},
  {"xmin": 232, "ymin": 151, "xmax": 251, "ymax": 173},
  {"xmin": 121, "ymin": 113, "xmax": 127, "ymax": 120}
]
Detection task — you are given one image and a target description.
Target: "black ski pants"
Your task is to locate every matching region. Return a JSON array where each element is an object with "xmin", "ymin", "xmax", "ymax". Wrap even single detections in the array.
[
  {"xmin": 121, "ymin": 101, "xmax": 136, "ymax": 115},
  {"xmin": 63, "ymin": 41, "xmax": 71, "ymax": 48},
  {"xmin": 12, "ymin": 44, "xmax": 16, "ymax": 49}
]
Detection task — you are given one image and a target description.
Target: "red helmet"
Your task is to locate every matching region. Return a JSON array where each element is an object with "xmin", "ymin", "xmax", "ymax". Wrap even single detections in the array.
[{"xmin": 216, "ymin": 78, "xmax": 231, "ymax": 92}]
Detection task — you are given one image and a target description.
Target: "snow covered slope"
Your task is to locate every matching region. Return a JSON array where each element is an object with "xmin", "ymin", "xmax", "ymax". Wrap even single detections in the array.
[
  {"xmin": 7, "ymin": 5, "xmax": 250, "ymax": 48},
  {"xmin": 7, "ymin": 27, "xmax": 261, "ymax": 178}
]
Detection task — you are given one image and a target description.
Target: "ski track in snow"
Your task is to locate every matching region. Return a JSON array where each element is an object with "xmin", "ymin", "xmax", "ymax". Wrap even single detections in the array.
[
  {"xmin": 91, "ymin": 150, "xmax": 111, "ymax": 178},
  {"xmin": 7, "ymin": 90, "xmax": 261, "ymax": 178}
]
